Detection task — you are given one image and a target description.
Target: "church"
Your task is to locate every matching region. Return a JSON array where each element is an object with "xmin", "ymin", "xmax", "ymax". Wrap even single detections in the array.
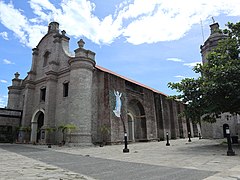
[{"xmin": 3, "ymin": 22, "xmax": 196, "ymax": 145}]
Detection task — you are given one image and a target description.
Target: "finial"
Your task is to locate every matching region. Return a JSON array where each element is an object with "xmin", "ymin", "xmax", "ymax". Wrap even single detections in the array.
[
  {"xmin": 61, "ymin": 30, "xmax": 66, "ymax": 36},
  {"xmin": 77, "ymin": 39, "xmax": 85, "ymax": 48},
  {"xmin": 14, "ymin": 72, "xmax": 20, "ymax": 79}
]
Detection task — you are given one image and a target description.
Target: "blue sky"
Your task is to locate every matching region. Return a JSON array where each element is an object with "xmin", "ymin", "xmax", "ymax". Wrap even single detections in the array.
[{"xmin": 0, "ymin": 0, "xmax": 240, "ymax": 107}]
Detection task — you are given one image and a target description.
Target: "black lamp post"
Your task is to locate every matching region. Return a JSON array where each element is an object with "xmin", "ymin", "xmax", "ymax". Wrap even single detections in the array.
[
  {"xmin": 226, "ymin": 127, "xmax": 235, "ymax": 156},
  {"xmin": 120, "ymin": 115, "xmax": 129, "ymax": 153},
  {"xmin": 166, "ymin": 132, "xmax": 170, "ymax": 146},
  {"xmin": 188, "ymin": 132, "xmax": 191, "ymax": 142},
  {"xmin": 113, "ymin": 90, "xmax": 129, "ymax": 153}
]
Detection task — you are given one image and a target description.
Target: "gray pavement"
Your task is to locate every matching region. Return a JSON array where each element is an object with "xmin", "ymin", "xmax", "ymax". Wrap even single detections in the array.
[{"xmin": 1, "ymin": 138, "xmax": 240, "ymax": 180}]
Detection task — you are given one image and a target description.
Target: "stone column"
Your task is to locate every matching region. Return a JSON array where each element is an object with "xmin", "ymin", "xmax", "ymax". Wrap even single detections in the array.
[
  {"xmin": 20, "ymin": 80, "xmax": 35, "ymax": 142},
  {"xmin": 30, "ymin": 121, "xmax": 38, "ymax": 142},
  {"xmin": 43, "ymin": 71, "xmax": 58, "ymax": 144},
  {"xmin": 68, "ymin": 39, "xmax": 96, "ymax": 145}
]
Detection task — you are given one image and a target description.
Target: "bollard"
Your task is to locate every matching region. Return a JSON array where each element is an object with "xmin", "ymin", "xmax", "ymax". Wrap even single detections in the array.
[
  {"xmin": 199, "ymin": 133, "xmax": 202, "ymax": 139},
  {"xmin": 188, "ymin": 132, "xmax": 191, "ymax": 142},
  {"xmin": 166, "ymin": 132, "xmax": 170, "ymax": 146},
  {"xmin": 226, "ymin": 127, "xmax": 235, "ymax": 156}
]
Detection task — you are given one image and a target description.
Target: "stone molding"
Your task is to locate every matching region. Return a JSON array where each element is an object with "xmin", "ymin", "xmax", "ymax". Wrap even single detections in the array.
[{"xmin": 68, "ymin": 57, "xmax": 95, "ymax": 71}]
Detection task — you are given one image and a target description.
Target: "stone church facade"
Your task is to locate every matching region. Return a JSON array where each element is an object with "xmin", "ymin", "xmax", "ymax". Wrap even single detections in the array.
[{"xmin": 6, "ymin": 22, "xmax": 196, "ymax": 145}]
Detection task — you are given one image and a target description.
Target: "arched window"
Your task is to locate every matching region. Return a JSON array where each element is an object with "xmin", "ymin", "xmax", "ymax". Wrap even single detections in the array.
[{"xmin": 43, "ymin": 51, "xmax": 50, "ymax": 67}]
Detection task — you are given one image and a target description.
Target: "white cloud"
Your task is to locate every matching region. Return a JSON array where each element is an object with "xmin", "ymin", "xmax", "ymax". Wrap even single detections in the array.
[
  {"xmin": 167, "ymin": 58, "xmax": 184, "ymax": 62},
  {"xmin": 183, "ymin": 62, "xmax": 201, "ymax": 68},
  {"xmin": 3, "ymin": 59, "xmax": 15, "ymax": 64},
  {"xmin": 174, "ymin": 75, "xmax": 187, "ymax": 79},
  {"xmin": 0, "ymin": 80, "xmax": 8, "ymax": 83},
  {"xmin": 1, "ymin": 0, "xmax": 240, "ymax": 47},
  {"xmin": 0, "ymin": 95, "xmax": 7, "ymax": 108},
  {"xmin": 0, "ymin": 1, "xmax": 47, "ymax": 47},
  {"xmin": 0, "ymin": 1, "xmax": 30, "ymax": 45},
  {"xmin": 0, "ymin": 31, "xmax": 9, "ymax": 40},
  {"xmin": 119, "ymin": 0, "xmax": 239, "ymax": 44}
]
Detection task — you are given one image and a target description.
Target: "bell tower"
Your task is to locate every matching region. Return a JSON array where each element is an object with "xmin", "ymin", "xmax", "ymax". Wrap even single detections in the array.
[
  {"xmin": 200, "ymin": 22, "xmax": 227, "ymax": 64},
  {"xmin": 68, "ymin": 39, "xmax": 96, "ymax": 145}
]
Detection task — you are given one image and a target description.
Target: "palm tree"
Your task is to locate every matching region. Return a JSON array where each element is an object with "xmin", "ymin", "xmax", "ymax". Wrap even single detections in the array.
[
  {"xmin": 58, "ymin": 124, "xmax": 77, "ymax": 144},
  {"xmin": 100, "ymin": 124, "xmax": 110, "ymax": 146},
  {"xmin": 45, "ymin": 127, "xmax": 56, "ymax": 147}
]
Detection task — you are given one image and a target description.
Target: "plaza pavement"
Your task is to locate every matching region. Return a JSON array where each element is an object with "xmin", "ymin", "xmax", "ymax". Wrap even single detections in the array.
[{"xmin": 1, "ymin": 138, "xmax": 240, "ymax": 180}]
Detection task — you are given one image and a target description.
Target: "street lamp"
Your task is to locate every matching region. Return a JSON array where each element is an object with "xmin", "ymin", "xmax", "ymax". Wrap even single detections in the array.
[
  {"xmin": 113, "ymin": 90, "xmax": 129, "ymax": 153},
  {"xmin": 120, "ymin": 115, "xmax": 129, "ymax": 153},
  {"xmin": 166, "ymin": 132, "xmax": 170, "ymax": 146},
  {"xmin": 225, "ymin": 127, "xmax": 235, "ymax": 156}
]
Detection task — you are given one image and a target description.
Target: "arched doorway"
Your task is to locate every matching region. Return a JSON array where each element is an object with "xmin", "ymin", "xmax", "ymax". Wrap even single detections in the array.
[
  {"xmin": 128, "ymin": 99, "xmax": 147, "ymax": 141},
  {"xmin": 30, "ymin": 110, "xmax": 45, "ymax": 143},
  {"xmin": 36, "ymin": 112, "xmax": 44, "ymax": 142},
  {"xmin": 223, "ymin": 124, "xmax": 229, "ymax": 138}
]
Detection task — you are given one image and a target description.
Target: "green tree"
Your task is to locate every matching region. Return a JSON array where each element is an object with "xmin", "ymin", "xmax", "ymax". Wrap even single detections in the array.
[
  {"xmin": 168, "ymin": 21, "xmax": 240, "ymax": 123},
  {"xmin": 45, "ymin": 127, "xmax": 56, "ymax": 145},
  {"xmin": 58, "ymin": 123, "xmax": 77, "ymax": 144},
  {"xmin": 100, "ymin": 124, "xmax": 110, "ymax": 146}
]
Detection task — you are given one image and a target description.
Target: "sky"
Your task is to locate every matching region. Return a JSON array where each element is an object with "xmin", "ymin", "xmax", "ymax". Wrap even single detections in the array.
[{"xmin": 0, "ymin": 0, "xmax": 240, "ymax": 108}]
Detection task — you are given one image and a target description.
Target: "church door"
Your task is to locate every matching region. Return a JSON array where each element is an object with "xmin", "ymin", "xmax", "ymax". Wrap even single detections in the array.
[
  {"xmin": 128, "ymin": 99, "xmax": 147, "ymax": 141},
  {"xmin": 30, "ymin": 111, "xmax": 45, "ymax": 143},
  {"xmin": 36, "ymin": 112, "xmax": 44, "ymax": 142}
]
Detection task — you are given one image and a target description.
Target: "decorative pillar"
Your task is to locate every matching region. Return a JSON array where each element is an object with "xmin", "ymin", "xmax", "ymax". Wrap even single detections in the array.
[
  {"xmin": 7, "ymin": 72, "xmax": 22, "ymax": 109},
  {"xmin": 43, "ymin": 71, "xmax": 58, "ymax": 144}
]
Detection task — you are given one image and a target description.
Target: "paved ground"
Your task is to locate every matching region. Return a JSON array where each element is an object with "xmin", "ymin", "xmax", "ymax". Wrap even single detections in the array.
[{"xmin": 0, "ymin": 138, "xmax": 240, "ymax": 180}]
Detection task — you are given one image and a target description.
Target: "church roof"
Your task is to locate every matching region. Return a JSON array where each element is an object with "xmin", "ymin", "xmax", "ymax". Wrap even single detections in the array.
[{"xmin": 96, "ymin": 65, "xmax": 167, "ymax": 96}]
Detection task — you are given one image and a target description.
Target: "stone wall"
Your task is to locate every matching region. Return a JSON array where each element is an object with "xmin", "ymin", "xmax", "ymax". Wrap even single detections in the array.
[{"xmin": 0, "ymin": 108, "xmax": 22, "ymax": 142}]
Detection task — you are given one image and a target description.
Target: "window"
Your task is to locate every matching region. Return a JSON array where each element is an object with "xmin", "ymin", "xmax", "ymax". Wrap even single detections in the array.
[
  {"xmin": 40, "ymin": 88, "xmax": 46, "ymax": 102},
  {"xmin": 63, "ymin": 82, "xmax": 69, "ymax": 97},
  {"xmin": 43, "ymin": 51, "xmax": 50, "ymax": 67}
]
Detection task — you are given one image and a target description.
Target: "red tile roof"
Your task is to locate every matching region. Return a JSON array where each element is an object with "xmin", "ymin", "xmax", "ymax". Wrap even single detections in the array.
[{"xmin": 96, "ymin": 65, "xmax": 167, "ymax": 96}]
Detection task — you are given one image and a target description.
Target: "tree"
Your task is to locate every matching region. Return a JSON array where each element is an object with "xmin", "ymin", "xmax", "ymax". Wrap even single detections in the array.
[
  {"xmin": 99, "ymin": 124, "xmax": 110, "ymax": 146},
  {"xmin": 168, "ymin": 22, "xmax": 240, "ymax": 123},
  {"xmin": 45, "ymin": 127, "xmax": 56, "ymax": 146},
  {"xmin": 58, "ymin": 123, "xmax": 77, "ymax": 144}
]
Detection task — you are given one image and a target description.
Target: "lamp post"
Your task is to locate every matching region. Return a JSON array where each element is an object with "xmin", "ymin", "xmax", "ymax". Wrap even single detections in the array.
[
  {"xmin": 225, "ymin": 127, "xmax": 235, "ymax": 156},
  {"xmin": 188, "ymin": 132, "xmax": 191, "ymax": 142},
  {"xmin": 120, "ymin": 115, "xmax": 129, "ymax": 153},
  {"xmin": 166, "ymin": 132, "xmax": 170, "ymax": 146},
  {"xmin": 113, "ymin": 90, "xmax": 129, "ymax": 153}
]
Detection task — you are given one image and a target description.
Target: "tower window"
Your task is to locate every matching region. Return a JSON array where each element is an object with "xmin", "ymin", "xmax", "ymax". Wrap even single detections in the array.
[
  {"xmin": 40, "ymin": 88, "xmax": 46, "ymax": 102},
  {"xmin": 63, "ymin": 82, "xmax": 69, "ymax": 97}
]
